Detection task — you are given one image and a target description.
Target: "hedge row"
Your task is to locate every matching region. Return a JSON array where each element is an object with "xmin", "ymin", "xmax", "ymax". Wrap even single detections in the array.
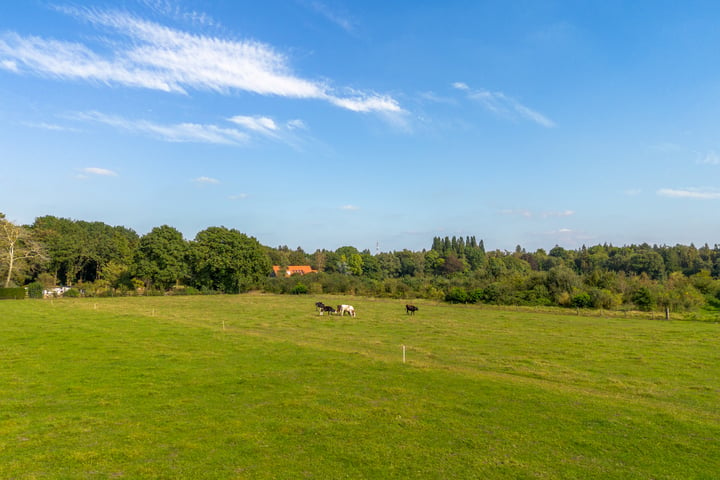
[{"xmin": 0, "ymin": 287, "xmax": 26, "ymax": 300}]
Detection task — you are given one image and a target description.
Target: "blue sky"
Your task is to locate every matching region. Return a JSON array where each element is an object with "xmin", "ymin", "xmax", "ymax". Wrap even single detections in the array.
[{"xmin": 1, "ymin": 1, "xmax": 719, "ymax": 253}]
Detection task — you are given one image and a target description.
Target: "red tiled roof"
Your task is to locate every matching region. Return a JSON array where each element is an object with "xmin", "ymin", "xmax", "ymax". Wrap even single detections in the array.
[{"xmin": 272, "ymin": 265, "xmax": 317, "ymax": 276}]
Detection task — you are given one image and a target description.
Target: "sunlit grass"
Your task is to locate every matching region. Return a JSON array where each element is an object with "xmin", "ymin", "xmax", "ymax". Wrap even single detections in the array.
[{"xmin": 1, "ymin": 294, "xmax": 719, "ymax": 478}]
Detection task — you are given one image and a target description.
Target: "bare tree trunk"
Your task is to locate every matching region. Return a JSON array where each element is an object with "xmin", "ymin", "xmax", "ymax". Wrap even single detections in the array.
[
  {"xmin": 4, "ymin": 241, "xmax": 14, "ymax": 287},
  {"xmin": 1, "ymin": 219, "xmax": 19, "ymax": 288}
]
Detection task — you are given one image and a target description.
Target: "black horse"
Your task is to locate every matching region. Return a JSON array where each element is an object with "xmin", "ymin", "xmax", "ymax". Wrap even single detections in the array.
[{"xmin": 406, "ymin": 304, "xmax": 419, "ymax": 315}]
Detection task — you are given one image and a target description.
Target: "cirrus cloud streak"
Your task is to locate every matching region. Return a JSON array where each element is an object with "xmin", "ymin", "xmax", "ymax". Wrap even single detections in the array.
[
  {"xmin": 0, "ymin": 6, "xmax": 401, "ymax": 114},
  {"xmin": 657, "ymin": 188, "xmax": 720, "ymax": 199},
  {"xmin": 452, "ymin": 81, "xmax": 555, "ymax": 128},
  {"xmin": 71, "ymin": 111, "xmax": 249, "ymax": 145}
]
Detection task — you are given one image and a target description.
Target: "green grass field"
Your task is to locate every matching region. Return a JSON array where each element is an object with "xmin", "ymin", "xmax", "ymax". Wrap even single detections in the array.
[{"xmin": 1, "ymin": 294, "xmax": 719, "ymax": 479}]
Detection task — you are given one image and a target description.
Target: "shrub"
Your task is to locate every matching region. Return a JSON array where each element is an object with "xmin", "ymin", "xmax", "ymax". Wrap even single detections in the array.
[
  {"xmin": 589, "ymin": 288, "xmax": 619, "ymax": 309},
  {"xmin": 631, "ymin": 287, "xmax": 655, "ymax": 311},
  {"xmin": 570, "ymin": 292, "xmax": 592, "ymax": 309},
  {"xmin": 291, "ymin": 283, "xmax": 309, "ymax": 294},
  {"xmin": 26, "ymin": 282, "xmax": 44, "ymax": 299},
  {"xmin": 171, "ymin": 286, "xmax": 201, "ymax": 295},
  {"xmin": 64, "ymin": 288, "xmax": 80, "ymax": 298},
  {"xmin": 466, "ymin": 288, "xmax": 484, "ymax": 304},
  {"xmin": 445, "ymin": 287, "xmax": 468, "ymax": 303}
]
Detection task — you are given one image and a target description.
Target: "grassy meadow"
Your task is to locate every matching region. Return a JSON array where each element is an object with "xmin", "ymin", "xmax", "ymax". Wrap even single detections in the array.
[{"xmin": 1, "ymin": 294, "xmax": 719, "ymax": 479}]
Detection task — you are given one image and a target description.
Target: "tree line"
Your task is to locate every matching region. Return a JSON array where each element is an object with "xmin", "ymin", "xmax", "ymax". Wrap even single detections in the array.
[{"xmin": 2, "ymin": 213, "xmax": 720, "ymax": 313}]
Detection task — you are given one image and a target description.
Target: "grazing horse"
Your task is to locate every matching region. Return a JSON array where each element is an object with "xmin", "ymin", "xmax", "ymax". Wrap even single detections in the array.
[
  {"xmin": 337, "ymin": 304, "xmax": 356, "ymax": 317},
  {"xmin": 322, "ymin": 305, "xmax": 336, "ymax": 315},
  {"xmin": 406, "ymin": 304, "xmax": 419, "ymax": 315},
  {"xmin": 315, "ymin": 301, "xmax": 325, "ymax": 313}
]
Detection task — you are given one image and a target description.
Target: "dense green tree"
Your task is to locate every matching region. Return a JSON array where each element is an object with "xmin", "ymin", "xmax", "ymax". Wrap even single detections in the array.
[
  {"xmin": 549, "ymin": 245, "xmax": 570, "ymax": 261},
  {"xmin": 570, "ymin": 292, "xmax": 593, "ymax": 308},
  {"xmin": 288, "ymin": 247, "xmax": 309, "ymax": 266},
  {"xmin": 424, "ymin": 249, "xmax": 444, "ymax": 276},
  {"xmin": 440, "ymin": 252, "xmax": 467, "ymax": 275},
  {"xmin": 546, "ymin": 266, "xmax": 581, "ymax": 304},
  {"xmin": 396, "ymin": 249, "xmax": 422, "ymax": 277},
  {"xmin": 190, "ymin": 226, "xmax": 271, "ymax": 293},
  {"xmin": 267, "ymin": 246, "xmax": 290, "ymax": 268},
  {"xmin": 663, "ymin": 271, "xmax": 705, "ymax": 311},
  {"xmin": 465, "ymin": 246, "xmax": 486, "ymax": 270},
  {"xmin": 376, "ymin": 252, "xmax": 401, "ymax": 278},
  {"xmin": 486, "ymin": 254, "xmax": 508, "ymax": 278},
  {"xmin": 360, "ymin": 251, "xmax": 381, "ymax": 278},
  {"xmin": 347, "ymin": 253, "xmax": 364, "ymax": 276},
  {"xmin": 631, "ymin": 286, "xmax": 655, "ymax": 311},
  {"xmin": 31, "ymin": 216, "xmax": 82, "ymax": 284},
  {"xmin": 690, "ymin": 270, "xmax": 717, "ymax": 296},
  {"xmin": 134, "ymin": 225, "xmax": 190, "ymax": 290},
  {"xmin": 336, "ymin": 246, "xmax": 360, "ymax": 259},
  {"xmin": 629, "ymin": 249, "xmax": 665, "ymax": 279},
  {"xmin": 30, "ymin": 216, "xmax": 138, "ymax": 285}
]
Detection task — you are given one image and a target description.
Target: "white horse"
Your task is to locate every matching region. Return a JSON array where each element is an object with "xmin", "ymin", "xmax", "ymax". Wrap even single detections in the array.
[{"xmin": 337, "ymin": 304, "xmax": 356, "ymax": 317}]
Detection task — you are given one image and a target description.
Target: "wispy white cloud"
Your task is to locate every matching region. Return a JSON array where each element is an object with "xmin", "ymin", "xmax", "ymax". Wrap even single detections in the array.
[
  {"xmin": 286, "ymin": 119, "xmax": 307, "ymax": 130},
  {"xmin": 228, "ymin": 193, "xmax": 249, "ymax": 200},
  {"xmin": 328, "ymin": 90, "xmax": 402, "ymax": 113},
  {"xmin": 228, "ymin": 115, "xmax": 279, "ymax": 137},
  {"xmin": 511, "ymin": 101, "xmax": 556, "ymax": 128},
  {"xmin": 22, "ymin": 121, "xmax": 79, "ymax": 132},
  {"xmin": 340, "ymin": 204, "xmax": 360, "ymax": 211},
  {"xmin": 657, "ymin": 188, "xmax": 720, "ymax": 199},
  {"xmin": 194, "ymin": 176, "xmax": 219, "ymax": 184},
  {"xmin": 624, "ymin": 188, "xmax": 642, "ymax": 196},
  {"xmin": 81, "ymin": 167, "xmax": 117, "ymax": 177},
  {"xmin": 541, "ymin": 209, "xmax": 575, "ymax": 218},
  {"xmin": 71, "ymin": 111, "xmax": 249, "ymax": 145},
  {"xmin": 136, "ymin": 0, "xmax": 219, "ymax": 27},
  {"xmin": 698, "ymin": 151, "xmax": 720, "ymax": 165},
  {"xmin": 538, "ymin": 228, "xmax": 595, "ymax": 248},
  {"xmin": 0, "ymin": 7, "xmax": 400, "ymax": 115},
  {"xmin": 468, "ymin": 89, "xmax": 555, "ymax": 127},
  {"xmin": 500, "ymin": 208, "xmax": 532, "ymax": 218},
  {"xmin": 418, "ymin": 91, "xmax": 458, "ymax": 105},
  {"xmin": 72, "ymin": 110, "xmax": 312, "ymax": 147},
  {"xmin": 454, "ymin": 82, "xmax": 555, "ymax": 128},
  {"xmin": 300, "ymin": 0, "xmax": 355, "ymax": 33},
  {"xmin": 228, "ymin": 114, "xmax": 315, "ymax": 148},
  {"xmin": 501, "ymin": 208, "xmax": 574, "ymax": 218},
  {"xmin": 1, "ymin": 59, "xmax": 18, "ymax": 71}
]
